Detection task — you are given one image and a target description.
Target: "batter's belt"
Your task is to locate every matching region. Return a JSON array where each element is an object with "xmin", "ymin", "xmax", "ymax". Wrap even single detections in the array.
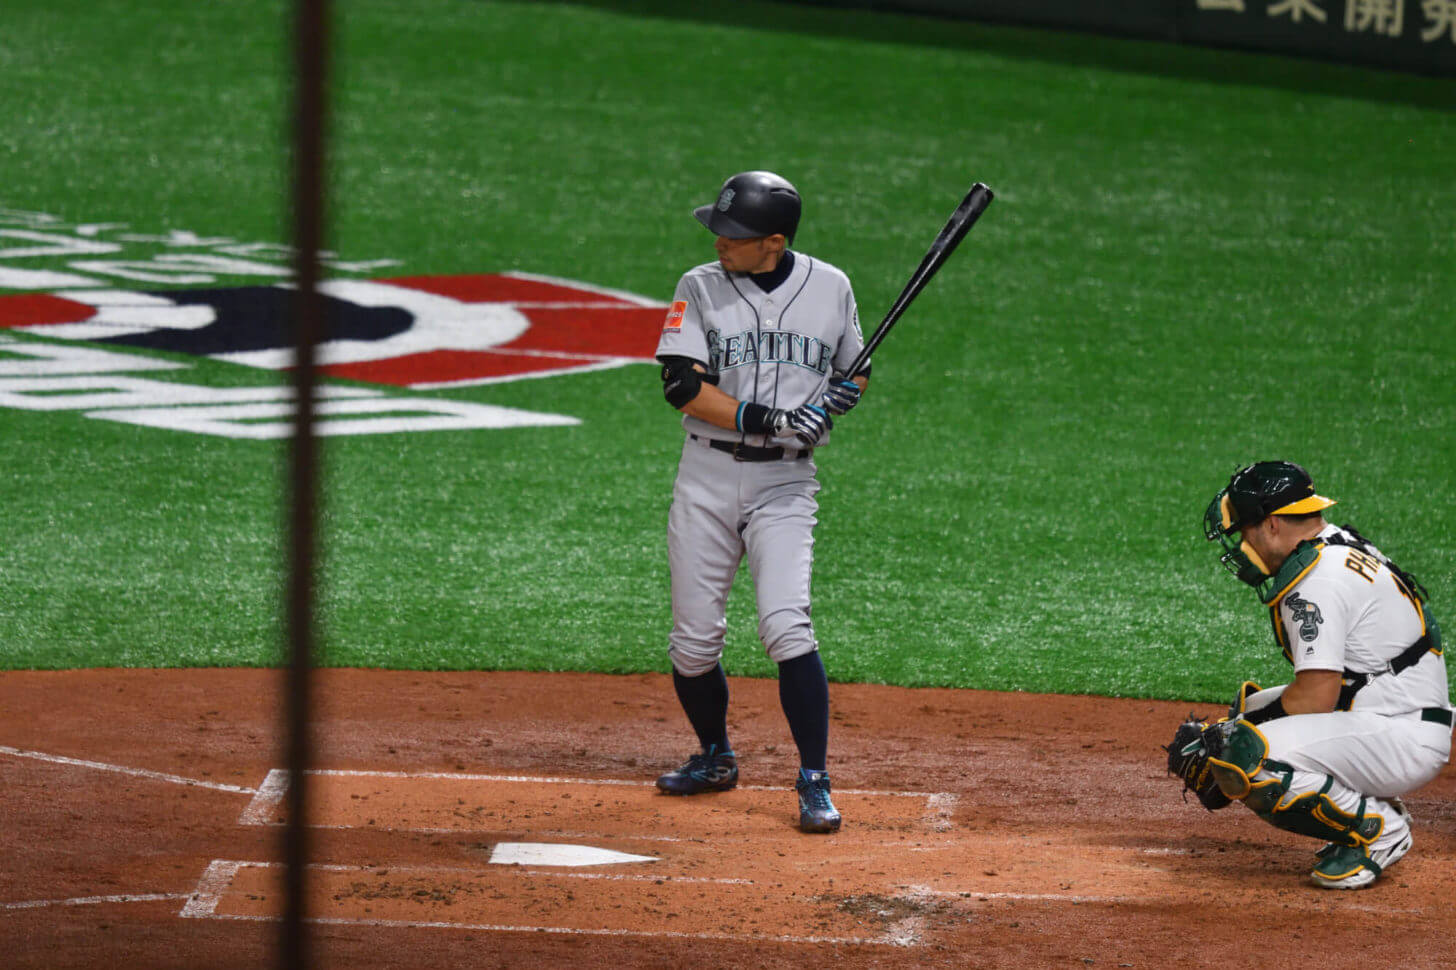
[{"xmin": 689, "ymin": 433, "xmax": 812, "ymax": 463}]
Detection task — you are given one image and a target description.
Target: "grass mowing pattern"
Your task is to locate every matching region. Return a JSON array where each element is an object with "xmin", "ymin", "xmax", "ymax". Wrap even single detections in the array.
[{"xmin": 1, "ymin": 0, "xmax": 1453, "ymax": 702}]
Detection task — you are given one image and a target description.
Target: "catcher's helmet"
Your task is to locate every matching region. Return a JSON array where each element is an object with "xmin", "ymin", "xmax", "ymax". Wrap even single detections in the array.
[
  {"xmin": 694, "ymin": 171, "xmax": 801, "ymax": 243},
  {"xmin": 1202, "ymin": 460, "xmax": 1336, "ymax": 589}
]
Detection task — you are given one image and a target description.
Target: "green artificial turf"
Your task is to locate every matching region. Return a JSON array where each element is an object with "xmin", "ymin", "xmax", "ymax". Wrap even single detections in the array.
[{"xmin": 1, "ymin": 0, "xmax": 1453, "ymax": 703}]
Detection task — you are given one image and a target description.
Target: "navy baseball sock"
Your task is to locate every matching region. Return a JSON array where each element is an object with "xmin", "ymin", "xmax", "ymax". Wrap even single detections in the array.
[
  {"xmin": 777, "ymin": 652, "xmax": 829, "ymax": 772},
  {"xmin": 672, "ymin": 664, "xmax": 731, "ymax": 754}
]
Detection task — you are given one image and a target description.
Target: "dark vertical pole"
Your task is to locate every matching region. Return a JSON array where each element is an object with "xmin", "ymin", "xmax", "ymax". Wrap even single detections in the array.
[{"xmin": 284, "ymin": 0, "xmax": 330, "ymax": 967}]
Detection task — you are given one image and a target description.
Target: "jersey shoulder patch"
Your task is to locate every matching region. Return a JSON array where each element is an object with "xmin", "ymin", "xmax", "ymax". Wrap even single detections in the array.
[
  {"xmin": 663, "ymin": 300, "xmax": 686, "ymax": 332},
  {"xmin": 1283, "ymin": 591, "xmax": 1325, "ymax": 644}
]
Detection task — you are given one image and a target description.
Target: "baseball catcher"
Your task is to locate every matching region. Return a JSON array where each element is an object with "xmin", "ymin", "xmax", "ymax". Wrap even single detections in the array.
[{"xmin": 1167, "ymin": 461, "xmax": 1451, "ymax": 889}]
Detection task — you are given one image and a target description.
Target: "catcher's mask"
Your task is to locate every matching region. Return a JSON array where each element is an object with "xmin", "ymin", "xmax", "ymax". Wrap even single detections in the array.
[{"xmin": 1203, "ymin": 460, "xmax": 1336, "ymax": 589}]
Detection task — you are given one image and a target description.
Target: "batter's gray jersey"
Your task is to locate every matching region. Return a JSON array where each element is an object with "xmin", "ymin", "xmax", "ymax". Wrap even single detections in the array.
[{"xmin": 655, "ymin": 253, "xmax": 865, "ymax": 447}]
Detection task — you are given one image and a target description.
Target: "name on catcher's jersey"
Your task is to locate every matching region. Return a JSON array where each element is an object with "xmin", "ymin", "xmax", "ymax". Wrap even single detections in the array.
[
  {"xmin": 655, "ymin": 253, "xmax": 864, "ymax": 448},
  {"xmin": 1278, "ymin": 524, "xmax": 1448, "ymax": 715}
]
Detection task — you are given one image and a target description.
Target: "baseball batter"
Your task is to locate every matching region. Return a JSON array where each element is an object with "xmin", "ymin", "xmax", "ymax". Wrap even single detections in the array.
[
  {"xmin": 652, "ymin": 171, "xmax": 867, "ymax": 833},
  {"xmin": 1172, "ymin": 461, "xmax": 1451, "ymax": 889}
]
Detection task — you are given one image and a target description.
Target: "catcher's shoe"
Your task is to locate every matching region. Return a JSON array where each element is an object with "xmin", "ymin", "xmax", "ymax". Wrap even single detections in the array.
[
  {"xmin": 655, "ymin": 745, "xmax": 738, "ymax": 795},
  {"xmin": 795, "ymin": 768, "xmax": 841, "ymax": 834},
  {"xmin": 1311, "ymin": 831, "xmax": 1413, "ymax": 890}
]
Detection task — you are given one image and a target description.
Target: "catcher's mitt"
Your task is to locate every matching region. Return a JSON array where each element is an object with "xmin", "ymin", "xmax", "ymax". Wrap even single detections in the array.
[{"xmin": 1165, "ymin": 714, "xmax": 1232, "ymax": 811}]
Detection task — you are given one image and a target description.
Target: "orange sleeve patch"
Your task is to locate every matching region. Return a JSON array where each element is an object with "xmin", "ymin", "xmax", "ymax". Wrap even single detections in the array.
[{"xmin": 662, "ymin": 300, "xmax": 686, "ymax": 332}]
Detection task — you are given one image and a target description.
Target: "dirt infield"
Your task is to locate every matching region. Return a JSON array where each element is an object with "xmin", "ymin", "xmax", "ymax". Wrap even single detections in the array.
[{"xmin": 2, "ymin": 668, "xmax": 1452, "ymax": 969}]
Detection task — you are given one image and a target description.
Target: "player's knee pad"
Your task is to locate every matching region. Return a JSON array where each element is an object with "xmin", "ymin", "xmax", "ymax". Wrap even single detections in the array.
[
  {"xmin": 1205, "ymin": 720, "xmax": 1286, "ymax": 803},
  {"xmin": 668, "ymin": 641, "xmax": 722, "ymax": 678},
  {"xmin": 758, "ymin": 608, "xmax": 817, "ymax": 664}
]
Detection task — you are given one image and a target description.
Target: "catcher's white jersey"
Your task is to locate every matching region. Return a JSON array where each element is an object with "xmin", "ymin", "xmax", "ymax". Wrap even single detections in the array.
[
  {"xmin": 1242, "ymin": 523, "xmax": 1451, "ymax": 857},
  {"xmin": 1275, "ymin": 523, "xmax": 1449, "ymax": 716},
  {"xmin": 654, "ymin": 253, "xmax": 863, "ymax": 448}
]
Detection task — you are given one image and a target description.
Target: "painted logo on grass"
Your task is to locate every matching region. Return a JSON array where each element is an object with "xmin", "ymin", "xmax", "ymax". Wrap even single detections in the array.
[
  {"xmin": 0, "ymin": 273, "xmax": 665, "ymax": 387},
  {"xmin": 0, "ymin": 274, "xmax": 665, "ymax": 437}
]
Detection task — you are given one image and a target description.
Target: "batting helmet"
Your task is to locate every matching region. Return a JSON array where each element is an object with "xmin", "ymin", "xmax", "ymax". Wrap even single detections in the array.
[{"xmin": 694, "ymin": 171, "xmax": 801, "ymax": 244}]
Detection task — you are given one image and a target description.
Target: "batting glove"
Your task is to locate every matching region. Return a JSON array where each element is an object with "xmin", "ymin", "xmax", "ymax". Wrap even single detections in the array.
[
  {"xmin": 778, "ymin": 404, "xmax": 832, "ymax": 448},
  {"xmin": 821, "ymin": 377, "xmax": 861, "ymax": 415}
]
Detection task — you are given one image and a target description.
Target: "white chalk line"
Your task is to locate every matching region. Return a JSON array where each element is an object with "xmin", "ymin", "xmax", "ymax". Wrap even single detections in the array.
[
  {"xmin": 239, "ymin": 767, "xmax": 944, "ymax": 798},
  {"xmin": 196, "ymin": 911, "xmax": 901, "ymax": 947},
  {"xmin": 181, "ymin": 859, "xmax": 898, "ymax": 946},
  {"xmin": 189, "ymin": 859, "xmax": 750, "ymax": 884},
  {"xmin": 1, "ymin": 892, "xmax": 190, "ymax": 911},
  {"xmin": 0, "ymin": 744, "xmax": 255, "ymax": 794},
  {"xmin": 179, "ymin": 860, "xmax": 241, "ymax": 918},
  {"xmin": 237, "ymin": 768, "xmax": 955, "ymax": 838},
  {"xmin": 236, "ymin": 768, "xmax": 288, "ymax": 824},
  {"xmin": 229, "ymin": 820, "xmax": 959, "ymax": 849},
  {"xmin": 898, "ymin": 883, "xmax": 1431, "ymax": 915},
  {"xmin": 925, "ymin": 792, "xmax": 958, "ymax": 831}
]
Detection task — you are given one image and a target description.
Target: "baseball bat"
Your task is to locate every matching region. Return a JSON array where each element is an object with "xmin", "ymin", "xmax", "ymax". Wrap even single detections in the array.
[{"xmin": 846, "ymin": 182, "xmax": 994, "ymax": 377}]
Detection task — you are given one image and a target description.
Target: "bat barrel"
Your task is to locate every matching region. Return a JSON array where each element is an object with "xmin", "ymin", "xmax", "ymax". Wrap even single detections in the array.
[{"xmin": 847, "ymin": 183, "xmax": 992, "ymax": 378}]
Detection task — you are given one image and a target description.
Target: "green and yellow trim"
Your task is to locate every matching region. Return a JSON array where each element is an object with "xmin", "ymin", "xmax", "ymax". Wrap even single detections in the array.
[{"xmin": 1272, "ymin": 494, "xmax": 1337, "ymax": 516}]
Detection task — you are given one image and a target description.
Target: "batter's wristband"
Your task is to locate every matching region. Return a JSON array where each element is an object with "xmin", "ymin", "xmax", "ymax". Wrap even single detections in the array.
[{"xmin": 737, "ymin": 402, "xmax": 773, "ymax": 435}]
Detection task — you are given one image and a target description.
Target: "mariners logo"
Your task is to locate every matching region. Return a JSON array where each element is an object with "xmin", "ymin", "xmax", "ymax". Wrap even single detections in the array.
[
  {"xmin": 1285, "ymin": 592, "xmax": 1324, "ymax": 643},
  {"xmin": 0, "ymin": 273, "xmax": 664, "ymax": 437}
]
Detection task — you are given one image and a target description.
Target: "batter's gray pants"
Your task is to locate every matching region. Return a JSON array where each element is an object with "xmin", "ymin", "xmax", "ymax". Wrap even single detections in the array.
[{"xmin": 666, "ymin": 435, "xmax": 821, "ymax": 677}]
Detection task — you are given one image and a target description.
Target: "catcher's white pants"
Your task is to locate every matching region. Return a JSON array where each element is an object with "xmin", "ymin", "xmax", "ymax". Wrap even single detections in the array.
[{"xmin": 1256, "ymin": 704, "xmax": 1451, "ymax": 846}]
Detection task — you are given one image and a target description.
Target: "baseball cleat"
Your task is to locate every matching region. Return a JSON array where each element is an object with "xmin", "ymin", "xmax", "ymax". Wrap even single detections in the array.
[
  {"xmin": 655, "ymin": 745, "xmax": 738, "ymax": 795},
  {"xmin": 1310, "ymin": 831, "xmax": 1413, "ymax": 890},
  {"xmin": 795, "ymin": 768, "xmax": 841, "ymax": 833}
]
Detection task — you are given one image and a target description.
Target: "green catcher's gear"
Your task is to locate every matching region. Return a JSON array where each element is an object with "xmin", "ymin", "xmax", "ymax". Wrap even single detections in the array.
[
  {"xmin": 1202, "ymin": 719, "xmax": 1386, "ymax": 848},
  {"xmin": 1311, "ymin": 832, "xmax": 1412, "ymax": 890},
  {"xmin": 1202, "ymin": 460, "xmax": 1335, "ymax": 596},
  {"xmin": 1228, "ymin": 680, "xmax": 1262, "ymax": 719},
  {"xmin": 1165, "ymin": 714, "xmax": 1232, "ymax": 811}
]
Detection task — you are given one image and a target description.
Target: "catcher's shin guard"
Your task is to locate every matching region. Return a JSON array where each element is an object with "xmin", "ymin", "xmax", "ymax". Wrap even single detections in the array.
[{"xmin": 1259, "ymin": 783, "xmax": 1385, "ymax": 848}]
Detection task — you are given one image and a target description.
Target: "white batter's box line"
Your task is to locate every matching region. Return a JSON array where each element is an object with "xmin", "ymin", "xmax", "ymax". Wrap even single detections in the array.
[
  {"xmin": 180, "ymin": 859, "xmax": 905, "ymax": 947},
  {"xmin": 181, "ymin": 860, "xmax": 245, "ymax": 918},
  {"xmin": 924, "ymin": 792, "xmax": 958, "ymax": 831},
  {"xmin": 237, "ymin": 768, "xmax": 289, "ymax": 825},
  {"xmin": 0, "ymin": 744, "xmax": 256, "ymax": 794},
  {"xmin": 252, "ymin": 766, "xmax": 945, "ymax": 798},
  {"xmin": 898, "ymin": 884, "xmax": 1425, "ymax": 916},
  {"xmin": 903, "ymin": 884, "xmax": 1154, "ymax": 905},
  {"xmin": 198, "ymin": 912, "xmax": 910, "ymax": 947},
  {"xmin": 188, "ymin": 859, "xmax": 751, "ymax": 885},
  {"xmin": 1, "ymin": 892, "xmax": 189, "ymax": 911},
  {"xmin": 229, "ymin": 821, "xmax": 958, "ymax": 851},
  {"xmin": 235, "ymin": 767, "xmax": 950, "ymax": 828}
]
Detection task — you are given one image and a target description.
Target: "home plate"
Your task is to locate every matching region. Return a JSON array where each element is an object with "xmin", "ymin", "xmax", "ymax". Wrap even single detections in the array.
[{"xmin": 487, "ymin": 842, "xmax": 656, "ymax": 867}]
